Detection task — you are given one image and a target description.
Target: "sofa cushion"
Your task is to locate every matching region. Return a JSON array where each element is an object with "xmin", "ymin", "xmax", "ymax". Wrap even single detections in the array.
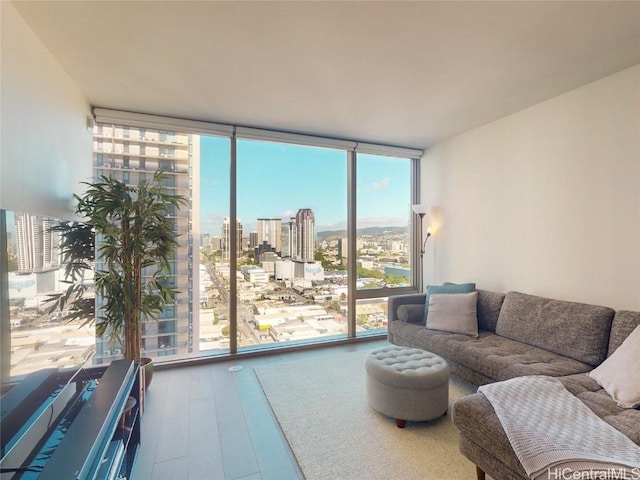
[
  {"xmin": 558, "ymin": 374, "xmax": 640, "ymax": 444},
  {"xmin": 608, "ymin": 310, "xmax": 640, "ymax": 357},
  {"xmin": 426, "ymin": 292, "xmax": 478, "ymax": 336},
  {"xmin": 388, "ymin": 321, "xmax": 592, "ymax": 381},
  {"xmin": 589, "ymin": 325, "xmax": 640, "ymax": 408},
  {"xmin": 495, "ymin": 291, "xmax": 614, "ymax": 366},
  {"xmin": 476, "ymin": 289, "xmax": 505, "ymax": 332}
]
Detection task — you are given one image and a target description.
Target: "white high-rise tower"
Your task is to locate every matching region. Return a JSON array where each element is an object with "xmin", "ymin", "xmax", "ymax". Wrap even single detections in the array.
[
  {"xmin": 92, "ymin": 124, "xmax": 199, "ymax": 360},
  {"xmin": 295, "ymin": 208, "xmax": 315, "ymax": 262}
]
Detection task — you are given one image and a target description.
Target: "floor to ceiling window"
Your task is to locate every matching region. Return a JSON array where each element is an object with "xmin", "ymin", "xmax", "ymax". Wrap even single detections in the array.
[
  {"xmin": 92, "ymin": 114, "xmax": 422, "ymax": 362},
  {"xmin": 235, "ymin": 139, "xmax": 349, "ymax": 348},
  {"xmin": 355, "ymin": 153, "xmax": 413, "ymax": 334},
  {"xmin": 196, "ymin": 138, "xmax": 418, "ymax": 354},
  {"xmin": 197, "ymin": 135, "xmax": 231, "ymax": 354}
]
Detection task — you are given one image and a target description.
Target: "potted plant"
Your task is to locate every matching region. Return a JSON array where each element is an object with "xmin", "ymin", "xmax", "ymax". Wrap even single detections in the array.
[{"xmin": 50, "ymin": 171, "xmax": 186, "ymax": 387}]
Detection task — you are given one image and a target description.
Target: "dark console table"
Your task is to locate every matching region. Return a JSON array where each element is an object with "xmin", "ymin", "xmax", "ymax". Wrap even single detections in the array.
[{"xmin": 1, "ymin": 359, "xmax": 142, "ymax": 480}]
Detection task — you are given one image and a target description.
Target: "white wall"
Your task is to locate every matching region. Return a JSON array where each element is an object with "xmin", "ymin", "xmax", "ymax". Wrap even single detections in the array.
[
  {"xmin": 422, "ymin": 65, "xmax": 640, "ymax": 310},
  {"xmin": 1, "ymin": 2, "xmax": 92, "ymax": 219}
]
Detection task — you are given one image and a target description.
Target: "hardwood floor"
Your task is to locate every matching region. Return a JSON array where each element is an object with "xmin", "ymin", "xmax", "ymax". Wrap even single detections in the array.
[{"xmin": 134, "ymin": 339, "xmax": 387, "ymax": 480}]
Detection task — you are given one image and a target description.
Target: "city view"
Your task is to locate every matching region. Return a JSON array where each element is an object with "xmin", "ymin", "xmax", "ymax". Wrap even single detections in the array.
[
  {"xmin": 197, "ymin": 136, "xmax": 412, "ymax": 350},
  {"xmin": 5, "ymin": 125, "xmax": 413, "ymax": 378},
  {"xmin": 198, "ymin": 218, "xmax": 411, "ymax": 351}
]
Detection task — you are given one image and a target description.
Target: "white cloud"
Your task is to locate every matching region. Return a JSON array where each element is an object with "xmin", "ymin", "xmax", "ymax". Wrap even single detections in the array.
[
  {"xmin": 372, "ymin": 177, "xmax": 389, "ymax": 190},
  {"xmin": 278, "ymin": 209, "xmax": 296, "ymax": 219}
]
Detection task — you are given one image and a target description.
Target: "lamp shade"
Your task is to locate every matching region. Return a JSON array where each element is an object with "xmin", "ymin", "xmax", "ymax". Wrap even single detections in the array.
[{"xmin": 411, "ymin": 204, "xmax": 430, "ymax": 216}]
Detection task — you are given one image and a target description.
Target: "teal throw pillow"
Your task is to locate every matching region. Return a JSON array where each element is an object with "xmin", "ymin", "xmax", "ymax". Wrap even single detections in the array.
[{"xmin": 423, "ymin": 283, "xmax": 476, "ymax": 324}]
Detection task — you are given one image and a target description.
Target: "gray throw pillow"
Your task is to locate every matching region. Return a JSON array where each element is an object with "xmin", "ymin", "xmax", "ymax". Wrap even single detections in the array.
[
  {"xmin": 426, "ymin": 291, "xmax": 479, "ymax": 337},
  {"xmin": 397, "ymin": 304, "xmax": 426, "ymax": 324}
]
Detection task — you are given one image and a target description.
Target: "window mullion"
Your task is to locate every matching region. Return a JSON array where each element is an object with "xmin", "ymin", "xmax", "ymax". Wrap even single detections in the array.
[
  {"xmin": 347, "ymin": 151, "xmax": 357, "ymax": 338},
  {"xmin": 229, "ymin": 130, "xmax": 238, "ymax": 353},
  {"xmin": 412, "ymin": 158, "xmax": 421, "ymax": 292}
]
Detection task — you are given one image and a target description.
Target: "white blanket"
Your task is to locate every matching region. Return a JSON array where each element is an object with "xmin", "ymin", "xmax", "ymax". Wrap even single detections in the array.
[{"xmin": 478, "ymin": 376, "xmax": 640, "ymax": 480}]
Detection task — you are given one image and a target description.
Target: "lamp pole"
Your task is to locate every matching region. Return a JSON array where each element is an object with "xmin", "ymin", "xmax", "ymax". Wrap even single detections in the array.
[
  {"xmin": 412, "ymin": 205, "xmax": 432, "ymax": 293},
  {"xmin": 416, "ymin": 212, "xmax": 431, "ymax": 292}
]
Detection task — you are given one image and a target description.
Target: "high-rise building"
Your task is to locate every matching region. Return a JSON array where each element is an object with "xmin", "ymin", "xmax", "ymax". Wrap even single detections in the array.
[
  {"xmin": 281, "ymin": 218, "xmax": 297, "ymax": 258},
  {"xmin": 257, "ymin": 218, "xmax": 282, "ymax": 253},
  {"xmin": 249, "ymin": 231, "xmax": 258, "ymax": 249},
  {"xmin": 338, "ymin": 237, "xmax": 348, "ymax": 264},
  {"xmin": 14, "ymin": 213, "xmax": 59, "ymax": 273},
  {"xmin": 92, "ymin": 124, "xmax": 199, "ymax": 361},
  {"xmin": 295, "ymin": 208, "xmax": 315, "ymax": 262},
  {"xmin": 222, "ymin": 217, "xmax": 243, "ymax": 259}
]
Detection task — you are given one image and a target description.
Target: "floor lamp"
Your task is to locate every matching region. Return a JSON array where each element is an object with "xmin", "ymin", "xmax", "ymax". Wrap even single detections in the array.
[{"xmin": 412, "ymin": 204, "xmax": 431, "ymax": 292}]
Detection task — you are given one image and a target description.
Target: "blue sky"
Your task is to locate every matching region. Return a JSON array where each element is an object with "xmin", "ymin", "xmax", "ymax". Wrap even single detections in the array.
[{"xmin": 198, "ymin": 136, "xmax": 411, "ymax": 236}]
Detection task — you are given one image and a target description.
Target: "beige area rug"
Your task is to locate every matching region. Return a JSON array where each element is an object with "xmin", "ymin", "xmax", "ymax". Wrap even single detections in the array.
[{"xmin": 254, "ymin": 349, "xmax": 479, "ymax": 480}]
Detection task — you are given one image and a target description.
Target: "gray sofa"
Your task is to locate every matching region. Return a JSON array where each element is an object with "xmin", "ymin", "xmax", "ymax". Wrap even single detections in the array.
[{"xmin": 387, "ymin": 289, "xmax": 640, "ymax": 480}]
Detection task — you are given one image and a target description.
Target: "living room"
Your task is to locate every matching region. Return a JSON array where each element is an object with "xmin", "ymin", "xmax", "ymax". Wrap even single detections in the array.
[{"xmin": 1, "ymin": 1, "xmax": 639, "ymax": 479}]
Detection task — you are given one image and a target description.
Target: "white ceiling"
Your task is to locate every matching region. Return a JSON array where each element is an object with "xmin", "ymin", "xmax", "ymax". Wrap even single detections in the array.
[{"xmin": 12, "ymin": 1, "xmax": 640, "ymax": 149}]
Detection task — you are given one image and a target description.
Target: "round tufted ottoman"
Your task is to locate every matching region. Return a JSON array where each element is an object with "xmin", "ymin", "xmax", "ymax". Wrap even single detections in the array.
[{"xmin": 365, "ymin": 346, "xmax": 450, "ymax": 428}]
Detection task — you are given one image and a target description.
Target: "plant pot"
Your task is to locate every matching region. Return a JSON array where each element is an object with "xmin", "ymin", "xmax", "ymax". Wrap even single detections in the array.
[{"xmin": 142, "ymin": 357, "xmax": 154, "ymax": 389}]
